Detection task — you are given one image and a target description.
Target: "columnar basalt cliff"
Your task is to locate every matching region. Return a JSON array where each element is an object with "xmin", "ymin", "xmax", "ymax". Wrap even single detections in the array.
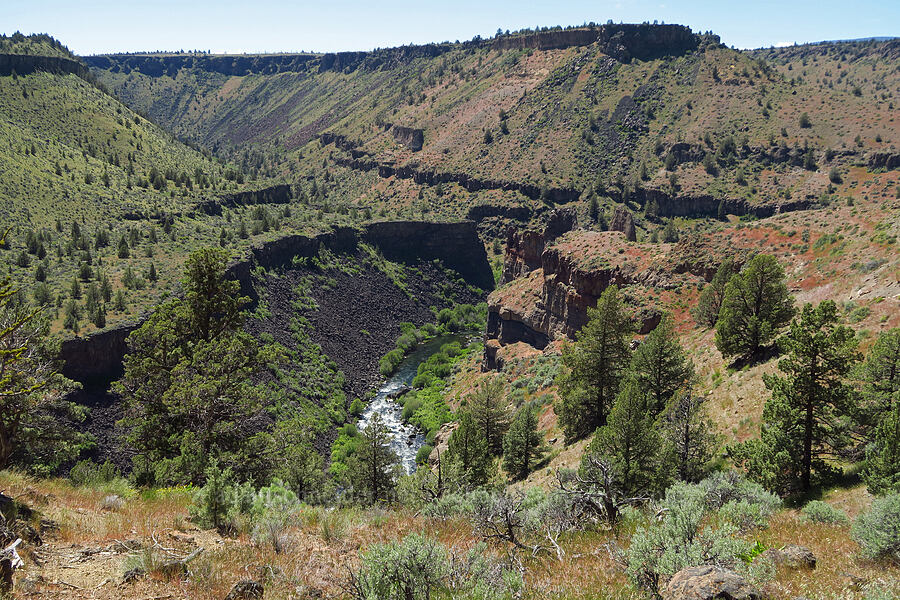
[
  {"xmin": 390, "ymin": 126, "xmax": 424, "ymax": 151},
  {"xmin": 59, "ymin": 220, "xmax": 492, "ymax": 384},
  {"xmin": 0, "ymin": 53, "xmax": 87, "ymax": 77},
  {"xmin": 492, "ymin": 24, "xmax": 702, "ymax": 61},
  {"xmin": 501, "ymin": 208, "xmax": 577, "ymax": 283},
  {"xmin": 197, "ymin": 184, "xmax": 294, "ymax": 215}
]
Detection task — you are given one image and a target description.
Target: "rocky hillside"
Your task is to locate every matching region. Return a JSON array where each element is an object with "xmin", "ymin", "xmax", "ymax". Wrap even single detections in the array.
[{"xmin": 86, "ymin": 28, "xmax": 899, "ymax": 230}]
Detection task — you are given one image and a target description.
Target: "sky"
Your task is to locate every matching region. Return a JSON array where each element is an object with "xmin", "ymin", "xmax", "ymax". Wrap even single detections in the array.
[{"xmin": 4, "ymin": 0, "xmax": 899, "ymax": 55}]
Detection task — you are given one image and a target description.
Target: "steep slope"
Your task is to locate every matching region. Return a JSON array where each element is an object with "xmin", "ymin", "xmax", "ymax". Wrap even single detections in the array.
[{"xmin": 86, "ymin": 28, "xmax": 900, "ymax": 228}]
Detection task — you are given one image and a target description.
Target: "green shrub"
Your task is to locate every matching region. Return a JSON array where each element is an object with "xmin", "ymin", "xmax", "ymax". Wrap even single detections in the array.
[
  {"xmin": 251, "ymin": 479, "xmax": 299, "ymax": 553},
  {"xmin": 719, "ymin": 500, "xmax": 771, "ymax": 532},
  {"xmin": 626, "ymin": 491, "xmax": 749, "ymax": 594},
  {"xmin": 379, "ymin": 349, "xmax": 405, "ymax": 376},
  {"xmin": 852, "ymin": 493, "xmax": 900, "ymax": 562},
  {"xmin": 349, "ymin": 533, "xmax": 522, "ymax": 600},
  {"xmin": 189, "ymin": 460, "xmax": 237, "ymax": 531},
  {"xmin": 69, "ymin": 459, "xmax": 120, "ymax": 487},
  {"xmin": 802, "ymin": 500, "xmax": 848, "ymax": 524},
  {"xmin": 626, "ymin": 472, "xmax": 776, "ymax": 594},
  {"xmin": 415, "ymin": 444, "xmax": 434, "ymax": 465},
  {"xmin": 350, "ymin": 533, "xmax": 449, "ymax": 600}
]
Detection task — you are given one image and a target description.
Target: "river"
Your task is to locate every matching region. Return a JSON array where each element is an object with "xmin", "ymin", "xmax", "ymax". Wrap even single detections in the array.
[{"xmin": 356, "ymin": 334, "xmax": 464, "ymax": 474}]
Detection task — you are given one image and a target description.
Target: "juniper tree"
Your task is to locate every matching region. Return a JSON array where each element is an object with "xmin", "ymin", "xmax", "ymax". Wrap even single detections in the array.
[
  {"xmin": 0, "ymin": 255, "xmax": 80, "ymax": 470},
  {"xmin": 467, "ymin": 377, "xmax": 510, "ymax": 455},
  {"xmin": 349, "ymin": 412, "xmax": 400, "ymax": 504},
  {"xmin": 857, "ymin": 328, "xmax": 900, "ymax": 435},
  {"xmin": 446, "ymin": 410, "xmax": 491, "ymax": 489},
  {"xmin": 660, "ymin": 390, "xmax": 718, "ymax": 483},
  {"xmin": 581, "ymin": 376, "xmax": 663, "ymax": 499},
  {"xmin": 556, "ymin": 285, "xmax": 633, "ymax": 442},
  {"xmin": 864, "ymin": 402, "xmax": 900, "ymax": 496},
  {"xmin": 631, "ymin": 314, "xmax": 694, "ymax": 415},
  {"xmin": 715, "ymin": 254, "xmax": 795, "ymax": 359},
  {"xmin": 732, "ymin": 301, "xmax": 858, "ymax": 494},
  {"xmin": 115, "ymin": 247, "xmax": 274, "ymax": 485},
  {"xmin": 502, "ymin": 403, "xmax": 546, "ymax": 481},
  {"xmin": 692, "ymin": 258, "xmax": 736, "ymax": 328}
]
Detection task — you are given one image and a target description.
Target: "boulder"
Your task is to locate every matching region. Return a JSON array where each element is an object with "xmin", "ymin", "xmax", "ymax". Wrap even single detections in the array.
[
  {"xmin": 224, "ymin": 579, "xmax": 264, "ymax": 600},
  {"xmin": 760, "ymin": 545, "xmax": 816, "ymax": 570},
  {"xmin": 663, "ymin": 565, "xmax": 761, "ymax": 600}
]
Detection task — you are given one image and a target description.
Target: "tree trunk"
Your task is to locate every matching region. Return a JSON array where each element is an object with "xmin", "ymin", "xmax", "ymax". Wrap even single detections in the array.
[{"xmin": 803, "ymin": 398, "xmax": 813, "ymax": 492}]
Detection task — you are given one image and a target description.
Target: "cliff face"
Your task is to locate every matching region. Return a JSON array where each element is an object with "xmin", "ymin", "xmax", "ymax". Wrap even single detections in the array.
[
  {"xmin": 326, "ymin": 137, "xmax": 818, "ymax": 220},
  {"xmin": 485, "ymin": 229, "xmax": 711, "ymax": 368},
  {"xmin": 491, "ymin": 24, "xmax": 700, "ymax": 61},
  {"xmin": 391, "ymin": 126, "xmax": 424, "ymax": 151},
  {"xmin": 197, "ymin": 184, "xmax": 293, "ymax": 215},
  {"xmin": 502, "ymin": 208, "xmax": 577, "ymax": 283},
  {"xmin": 0, "ymin": 53, "xmax": 87, "ymax": 77},
  {"xmin": 59, "ymin": 220, "xmax": 492, "ymax": 384},
  {"xmin": 364, "ymin": 220, "xmax": 494, "ymax": 291}
]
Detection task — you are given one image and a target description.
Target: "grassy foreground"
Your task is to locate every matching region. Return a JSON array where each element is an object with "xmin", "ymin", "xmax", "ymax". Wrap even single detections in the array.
[{"xmin": 2, "ymin": 470, "xmax": 897, "ymax": 599}]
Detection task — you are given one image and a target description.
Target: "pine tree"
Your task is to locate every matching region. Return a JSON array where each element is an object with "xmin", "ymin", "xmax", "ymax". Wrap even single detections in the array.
[
  {"xmin": 502, "ymin": 403, "xmax": 546, "ymax": 481},
  {"xmin": 446, "ymin": 411, "xmax": 491, "ymax": 489},
  {"xmin": 715, "ymin": 254, "xmax": 795, "ymax": 358},
  {"xmin": 864, "ymin": 402, "xmax": 900, "ymax": 496},
  {"xmin": 581, "ymin": 377, "xmax": 662, "ymax": 498},
  {"xmin": 692, "ymin": 258, "xmax": 736, "ymax": 328},
  {"xmin": 661, "ymin": 390, "xmax": 718, "ymax": 483},
  {"xmin": 467, "ymin": 377, "xmax": 510, "ymax": 455},
  {"xmin": 117, "ymin": 235, "xmax": 130, "ymax": 259},
  {"xmin": 556, "ymin": 285, "xmax": 633, "ymax": 442},
  {"xmin": 631, "ymin": 314, "xmax": 694, "ymax": 415},
  {"xmin": 732, "ymin": 301, "xmax": 858, "ymax": 494},
  {"xmin": 857, "ymin": 328, "xmax": 900, "ymax": 435},
  {"xmin": 349, "ymin": 412, "xmax": 399, "ymax": 504}
]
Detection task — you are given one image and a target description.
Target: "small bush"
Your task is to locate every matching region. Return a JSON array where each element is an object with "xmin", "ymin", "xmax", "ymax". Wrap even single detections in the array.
[
  {"xmin": 719, "ymin": 500, "xmax": 770, "ymax": 532},
  {"xmin": 350, "ymin": 533, "xmax": 449, "ymax": 600},
  {"xmin": 100, "ymin": 494, "xmax": 125, "ymax": 511},
  {"xmin": 802, "ymin": 500, "xmax": 848, "ymax": 524},
  {"xmin": 852, "ymin": 493, "xmax": 900, "ymax": 562},
  {"xmin": 251, "ymin": 479, "xmax": 300, "ymax": 553}
]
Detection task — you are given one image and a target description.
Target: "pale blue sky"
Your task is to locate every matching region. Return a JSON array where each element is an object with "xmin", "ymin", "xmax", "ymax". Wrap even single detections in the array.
[{"xmin": 5, "ymin": 0, "xmax": 899, "ymax": 55}]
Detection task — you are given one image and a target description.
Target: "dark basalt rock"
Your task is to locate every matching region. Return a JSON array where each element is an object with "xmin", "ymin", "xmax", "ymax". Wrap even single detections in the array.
[
  {"xmin": 492, "ymin": 24, "xmax": 700, "ymax": 62},
  {"xmin": 391, "ymin": 126, "xmax": 424, "ymax": 151},
  {"xmin": 224, "ymin": 580, "xmax": 264, "ymax": 600},
  {"xmin": 609, "ymin": 206, "xmax": 637, "ymax": 241},
  {"xmin": 0, "ymin": 54, "xmax": 87, "ymax": 77},
  {"xmin": 197, "ymin": 184, "xmax": 293, "ymax": 215}
]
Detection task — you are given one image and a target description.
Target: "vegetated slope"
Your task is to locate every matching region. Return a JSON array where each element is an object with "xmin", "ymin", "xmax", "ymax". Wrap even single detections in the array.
[
  {"xmin": 467, "ymin": 168, "xmax": 899, "ymax": 489},
  {"xmin": 87, "ymin": 28, "xmax": 900, "ymax": 225},
  {"xmin": 0, "ymin": 35, "xmax": 420, "ymax": 336}
]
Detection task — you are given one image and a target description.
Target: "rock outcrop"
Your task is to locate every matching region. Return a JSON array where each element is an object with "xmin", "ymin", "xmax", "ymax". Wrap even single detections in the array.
[
  {"xmin": 609, "ymin": 206, "xmax": 637, "ymax": 241},
  {"xmin": 760, "ymin": 545, "xmax": 816, "ymax": 570},
  {"xmin": 663, "ymin": 565, "xmax": 761, "ymax": 600},
  {"xmin": 501, "ymin": 208, "xmax": 577, "ymax": 283},
  {"xmin": 197, "ymin": 184, "xmax": 293, "ymax": 215},
  {"xmin": 868, "ymin": 151, "xmax": 900, "ymax": 170},
  {"xmin": 492, "ymin": 24, "xmax": 701, "ymax": 62},
  {"xmin": 329, "ymin": 146, "xmax": 817, "ymax": 220},
  {"xmin": 486, "ymin": 228, "xmax": 703, "ymax": 367},
  {"xmin": 0, "ymin": 53, "xmax": 87, "ymax": 77},
  {"xmin": 391, "ymin": 126, "xmax": 424, "ymax": 151}
]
